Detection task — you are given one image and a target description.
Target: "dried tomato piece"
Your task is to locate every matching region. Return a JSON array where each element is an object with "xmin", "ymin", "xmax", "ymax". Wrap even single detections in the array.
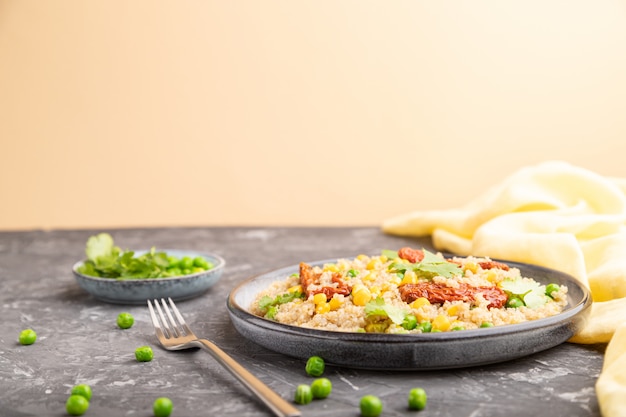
[
  {"xmin": 478, "ymin": 260, "xmax": 510, "ymax": 271},
  {"xmin": 399, "ymin": 282, "xmax": 507, "ymax": 309},
  {"xmin": 299, "ymin": 262, "xmax": 352, "ymax": 301},
  {"xmin": 398, "ymin": 247, "xmax": 425, "ymax": 263}
]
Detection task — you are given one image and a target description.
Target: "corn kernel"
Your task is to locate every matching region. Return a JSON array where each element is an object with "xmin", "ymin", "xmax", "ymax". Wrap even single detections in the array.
[
  {"xmin": 432, "ymin": 315, "xmax": 451, "ymax": 331},
  {"xmin": 389, "ymin": 276, "xmax": 401, "ymax": 285},
  {"xmin": 485, "ymin": 270, "xmax": 497, "ymax": 283},
  {"xmin": 363, "ymin": 272, "xmax": 378, "ymax": 282},
  {"xmin": 464, "ymin": 262, "xmax": 478, "ymax": 274},
  {"xmin": 400, "ymin": 270, "xmax": 417, "ymax": 285},
  {"xmin": 447, "ymin": 305, "xmax": 460, "ymax": 317},
  {"xmin": 357, "ymin": 254, "xmax": 369, "ymax": 261},
  {"xmin": 287, "ymin": 285, "xmax": 302, "ymax": 293},
  {"xmin": 410, "ymin": 297, "xmax": 431, "ymax": 310},
  {"xmin": 352, "ymin": 284, "xmax": 366, "ymax": 294},
  {"xmin": 329, "ymin": 297, "xmax": 343, "ymax": 310},
  {"xmin": 380, "ymin": 255, "xmax": 388, "ymax": 263},
  {"xmin": 366, "ymin": 259, "xmax": 381, "ymax": 270},
  {"xmin": 313, "ymin": 293, "xmax": 327, "ymax": 305},
  {"xmin": 352, "ymin": 289, "xmax": 372, "ymax": 306},
  {"xmin": 370, "ymin": 286, "xmax": 381, "ymax": 296},
  {"xmin": 323, "ymin": 263, "xmax": 339, "ymax": 273},
  {"xmin": 416, "ymin": 312, "xmax": 430, "ymax": 323},
  {"xmin": 315, "ymin": 302, "xmax": 331, "ymax": 314}
]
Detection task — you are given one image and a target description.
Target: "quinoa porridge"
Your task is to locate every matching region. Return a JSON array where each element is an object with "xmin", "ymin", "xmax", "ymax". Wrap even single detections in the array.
[{"xmin": 250, "ymin": 247, "xmax": 568, "ymax": 334}]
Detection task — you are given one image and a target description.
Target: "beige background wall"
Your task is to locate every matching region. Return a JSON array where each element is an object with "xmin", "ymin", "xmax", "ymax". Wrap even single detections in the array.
[{"xmin": 1, "ymin": 1, "xmax": 626, "ymax": 231}]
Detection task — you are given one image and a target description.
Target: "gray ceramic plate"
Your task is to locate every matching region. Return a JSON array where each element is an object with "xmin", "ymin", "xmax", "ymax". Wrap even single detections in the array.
[
  {"xmin": 73, "ymin": 250, "xmax": 225, "ymax": 304},
  {"xmin": 227, "ymin": 258, "xmax": 592, "ymax": 370}
]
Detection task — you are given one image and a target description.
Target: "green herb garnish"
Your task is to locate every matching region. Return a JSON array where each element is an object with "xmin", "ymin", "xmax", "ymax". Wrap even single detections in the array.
[
  {"xmin": 76, "ymin": 233, "xmax": 213, "ymax": 279},
  {"xmin": 259, "ymin": 291, "xmax": 305, "ymax": 320},
  {"xmin": 500, "ymin": 278, "xmax": 549, "ymax": 309},
  {"xmin": 364, "ymin": 297, "xmax": 408, "ymax": 325},
  {"xmin": 381, "ymin": 249, "xmax": 399, "ymax": 259},
  {"xmin": 388, "ymin": 249, "xmax": 461, "ymax": 279}
]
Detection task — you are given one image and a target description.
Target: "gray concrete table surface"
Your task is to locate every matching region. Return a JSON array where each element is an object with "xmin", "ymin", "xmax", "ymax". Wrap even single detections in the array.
[{"xmin": 0, "ymin": 227, "xmax": 604, "ymax": 417}]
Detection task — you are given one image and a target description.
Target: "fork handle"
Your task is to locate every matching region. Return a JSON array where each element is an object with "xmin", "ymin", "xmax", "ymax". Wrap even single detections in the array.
[{"xmin": 196, "ymin": 338, "xmax": 301, "ymax": 417}]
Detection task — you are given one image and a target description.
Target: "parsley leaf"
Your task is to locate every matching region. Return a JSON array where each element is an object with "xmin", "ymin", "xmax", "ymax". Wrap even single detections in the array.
[
  {"xmin": 500, "ymin": 278, "xmax": 549, "ymax": 309},
  {"xmin": 381, "ymin": 249, "xmax": 399, "ymax": 259},
  {"xmin": 388, "ymin": 248, "xmax": 462, "ymax": 279},
  {"xmin": 258, "ymin": 291, "xmax": 305, "ymax": 319},
  {"xmin": 77, "ymin": 233, "xmax": 197, "ymax": 279},
  {"xmin": 364, "ymin": 297, "xmax": 408, "ymax": 325},
  {"xmin": 85, "ymin": 233, "xmax": 118, "ymax": 262}
]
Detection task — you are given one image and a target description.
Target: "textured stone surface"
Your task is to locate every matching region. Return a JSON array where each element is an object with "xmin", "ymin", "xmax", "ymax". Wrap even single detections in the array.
[{"xmin": 0, "ymin": 228, "xmax": 604, "ymax": 416}]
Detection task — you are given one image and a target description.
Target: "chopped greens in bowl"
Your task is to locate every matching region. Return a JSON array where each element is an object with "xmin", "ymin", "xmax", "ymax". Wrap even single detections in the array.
[
  {"xmin": 77, "ymin": 233, "xmax": 215, "ymax": 279},
  {"xmin": 72, "ymin": 233, "xmax": 225, "ymax": 304}
]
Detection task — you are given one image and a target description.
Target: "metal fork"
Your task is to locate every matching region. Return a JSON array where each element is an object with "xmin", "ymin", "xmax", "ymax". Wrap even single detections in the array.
[{"xmin": 147, "ymin": 298, "xmax": 300, "ymax": 417}]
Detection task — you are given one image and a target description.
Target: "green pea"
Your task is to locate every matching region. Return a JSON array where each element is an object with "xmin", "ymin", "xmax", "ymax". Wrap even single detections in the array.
[
  {"xmin": 401, "ymin": 314, "xmax": 417, "ymax": 330},
  {"xmin": 294, "ymin": 384, "xmax": 313, "ymax": 404},
  {"xmin": 193, "ymin": 256, "xmax": 210, "ymax": 269},
  {"xmin": 480, "ymin": 322, "xmax": 494, "ymax": 328},
  {"xmin": 347, "ymin": 269, "xmax": 359, "ymax": 278},
  {"xmin": 117, "ymin": 312, "xmax": 134, "ymax": 329},
  {"xmin": 451, "ymin": 326, "xmax": 465, "ymax": 331},
  {"xmin": 360, "ymin": 395, "xmax": 383, "ymax": 417},
  {"xmin": 167, "ymin": 267, "xmax": 182, "ymax": 277},
  {"xmin": 305, "ymin": 356, "xmax": 325, "ymax": 377},
  {"xmin": 66, "ymin": 394, "xmax": 89, "ymax": 416},
  {"xmin": 166, "ymin": 256, "xmax": 179, "ymax": 267},
  {"xmin": 18, "ymin": 329, "xmax": 37, "ymax": 345},
  {"xmin": 546, "ymin": 283, "xmax": 560, "ymax": 298},
  {"xmin": 311, "ymin": 378, "xmax": 332, "ymax": 399},
  {"xmin": 418, "ymin": 321, "xmax": 432, "ymax": 333},
  {"xmin": 71, "ymin": 384, "xmax": 92, "ymax": 401},
  {"xmin": 506, "ymin": 296, "xmax": 524, "ymax": 308},
  {"xmin": 179, "ymin": 256, "xmax": 194, "ymax": 270},
  {"xmin": 135, "ymin": 346, "xmax": 154, "ymax": 362},
  {"xmin": 408, "ymin": 387, "xmax": 427, "ymax": 410},
  {"xmin": 153, "ymin": 397, "xmax": 173, "ymax": 417}
]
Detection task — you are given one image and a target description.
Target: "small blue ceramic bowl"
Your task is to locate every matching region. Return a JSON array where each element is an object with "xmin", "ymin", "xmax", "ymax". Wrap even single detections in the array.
[{"xmin": 72, "ymin": 250, "xmax": 225, "ymax": 304}]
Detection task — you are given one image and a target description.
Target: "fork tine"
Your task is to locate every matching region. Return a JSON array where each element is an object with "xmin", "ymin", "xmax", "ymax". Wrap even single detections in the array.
[
  {"xmin": 166, "ymin": 297, "xmax": 194, "ymax": 336},
  {"xmin": 159, "ymin": 298, "xmax": 182, "ymax": 337},
  {"xmin": 154, "ymin": 298, "xmax": 178, "ymax": 338},
  {"xmin": 147, "ymin": 299, "xmax": 167, "ymax": 340}
]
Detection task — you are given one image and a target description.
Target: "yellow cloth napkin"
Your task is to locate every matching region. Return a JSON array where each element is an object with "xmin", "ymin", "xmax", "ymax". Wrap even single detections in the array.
[{"xmin": 381, "ymin": 160, "xmax": 626, "ymax": 416}]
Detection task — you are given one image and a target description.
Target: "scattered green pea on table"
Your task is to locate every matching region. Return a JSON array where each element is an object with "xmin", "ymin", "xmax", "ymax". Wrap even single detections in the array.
[
  {"xmin": 66, "ymin": 394, "xmax": 89, "ymax": 416},
  {"xmin": 153, "ymin": 397, "xmax": 173, "ymax": 417},
  {"xmin": 305, "ymin": 355, "xmax": 325, "ymax": 377},
  {"xmin": 310, "ymin": 378, "xmax": 332, "ymax": 399},
  {"xmin": 408, "ymin": 387, "xmax": 427, "ymax": 410},
  {"xmin": 117, "ymin": 312, "xmax": 134, "ymax": 329},
  {"xmin": 135, "ymin": 346, "xmax": 154, "ymax": 362},
  {"xmin": 71, "ymin": 384, "xmax": 92, "ymax": 401},
  {"xmin": 360, "ymin": 395, "xmax": 383, "ymax": 417},
  {"xmin": 294, "ymin": 384, "xmax": 313, "ymax": 405},
  {"xmin": 18, "ymin": 329, "xmax": 37, "ymax": 345}
]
